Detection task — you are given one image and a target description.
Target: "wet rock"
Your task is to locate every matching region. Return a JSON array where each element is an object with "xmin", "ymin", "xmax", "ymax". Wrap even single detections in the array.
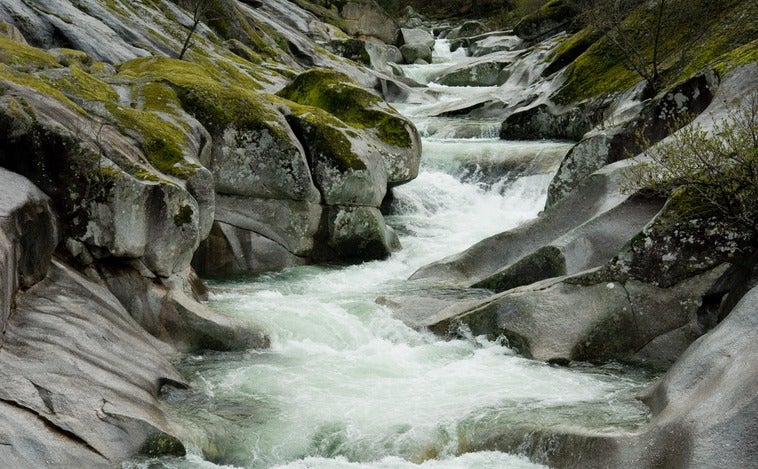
[
  {"xmin": 425, "ymin": 265, "xmax": 727, "ymax": 364},
  {"xmin": 469, "ymin": 34, "xmax": 523, "ymax": 57},
  {"xmin": 98, "ymin": 262, "xmax": 269, "ymax": 352},
  {"xmin": 513, "ymin": 0, "xmax": 579, "ymax": 41},
  {"xmin": 500, "ymin": 102, "xmax": 597, "ymax": 141},
  {"xmin": 212, "ymin": 194, "xmax": 322, "ymax": 258},
  {"xmin": 410, "ymin": 161, "xmax": 663, "ymax": 287},
  {"xmin": 192, "ymin": 221, "xmax": 308, "ymax": 276},
  {"xmin": 436, "ymin": 55, "xmax": 513, "ymax": 87},
  {"xmin": 316, "ymin": 205, "xmax": 400, "ymax": 261},
  {"xmin": 400, "ymin": 43, "xmax": 432, "ymax": 64}
]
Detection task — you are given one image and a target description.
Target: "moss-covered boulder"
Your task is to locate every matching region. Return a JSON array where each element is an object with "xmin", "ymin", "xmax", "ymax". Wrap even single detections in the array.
[
  {"xmin": 513, "ymin": 0, "xmax": 580, "ymax": 42},
  {"xmin": 0, "ymin": 80, "xmax": 209, "ymax": 277},
  {"xmin": 117, "ymin": 57, "xmax": 321, "ymax": 202},
  {"xmin": 277, "ymin": 68, "xmax": 421, "ymax": 185},
  {"xmin": 284, "ymin": 105, "xmax": 388, "ymax": 206}
]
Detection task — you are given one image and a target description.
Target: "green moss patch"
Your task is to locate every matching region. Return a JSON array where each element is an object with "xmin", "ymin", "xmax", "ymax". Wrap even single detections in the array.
[
  {"xmin": 0, "ymin": 65, "xmax": 80, "ymax": 111},
  {"xmin": 0, "ymin": 36, "xmax": 60, "ymax": 71},
  {"xmin": 277, "ymin": 68, "xmax": 411, "ymax": 147},
  {"xmin": 45, "ymin": 65, "xmax": 120, "ymax": 103},
  {"xmin": 282, "ymin": 100, "xmax": 366, "ymax": 172},
  {"xmin": 555, "ymin": 0, "xmax": 755, "ymax": 104},
  {"xmin": 118, "ymin": 56, "xmax": 281, "ymax": 138}
]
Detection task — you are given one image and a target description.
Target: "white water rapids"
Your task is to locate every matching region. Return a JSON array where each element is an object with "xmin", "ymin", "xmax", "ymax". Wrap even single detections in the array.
[{"xmin": 128, "ymin": 40, "xmax": 654, "ymax": 469}]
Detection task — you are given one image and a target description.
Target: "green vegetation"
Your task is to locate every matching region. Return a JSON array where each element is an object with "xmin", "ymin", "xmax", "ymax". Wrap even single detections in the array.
[
  {"xmin": 624, "ymin": 94, "xmax": 758, "ymax": 238},
  {"xmin": 0, "ymin": 36, "xmax": 61, "ymax": 71},
  {"xmin": 118, "ymin": 56, "xmax": 279, "ymax": 138},
  {"xmin": 513, "ymin": 0, "xmax": 580, "ymax": 39},
  {"xmin": 277, "ymin": 68, "xmax": 412, "ymax": 147},
  {"xmin": 284, "ymin": 103, "xmax": 367, "ymax": 172},
  {"xmin": 556, "ymin": 0, "xmax": 756, "ymax": 103}
]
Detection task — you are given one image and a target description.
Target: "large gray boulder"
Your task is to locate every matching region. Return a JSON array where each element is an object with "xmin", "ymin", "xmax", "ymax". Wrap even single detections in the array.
[
  {"xmin": 435, "ymin": 54, "xmax": 514, "ymax": 87},
  {"xmin": 341, "ymin": 1, "xmax": 398, "ymax": 44},
  {"xmin": 0, "ymin": 261, "xmax": 187, "ymax": 466},
  {"xmin": 400, "ymin": 42, "xmax": 433, "ymax": 64},
  {"xmin": 209, "ymin": 116, "xmax": 321, "ymax": 203},
  {"xmin": 410, "ymin": 160, "xmax": 661, "ymax": 287},
  {"xmin": 422, "ymin": 265, "xmax": 727, "ymax": 366},
  {"xmin": 0, "ymin": 168, "xmax": 58, "ymax": 350},
  {"xmin": 398, "ymin": 28, "xmax": 435, "ymax": 49}
]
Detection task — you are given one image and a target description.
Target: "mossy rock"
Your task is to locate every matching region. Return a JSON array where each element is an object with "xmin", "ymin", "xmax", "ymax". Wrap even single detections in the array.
[
  {"xmin": 139, "ymin": 431, "xmax": 186, "ymax": 458},
  {"xmin": 614, "ymin": 188, "xmax": 756, "ymax": 288},
  {"xmin": 542, "ymin": 27, "xmax": 602, "ymax": 77},
  {"xmin": 284, "ymin": 103, "xmax": 366, "ymax": 172},
  {"xmin": 553, "ymin": 0, "xmax": 755, "ymax": 105},
  {"xmin": 281, "ymin": 99, "xmax": 388, "ymax": 207},
  {"xmin": 513, "ymin": 0, "xmax": 580, "ymax": 41},
  {"xmin": 0, "ymin": 35, "xmax": 61, "ymax": 71},
  {"xmin": 118, "ymin": 57, "xmax": 280, "ymax": 139},
  {"xmin": 277, "ymin": 68, "xmax": 412, "ymax": 148}
]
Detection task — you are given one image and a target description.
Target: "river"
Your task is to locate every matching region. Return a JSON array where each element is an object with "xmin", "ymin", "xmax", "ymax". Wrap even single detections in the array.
[{"xmin": 127, "ymin": 39, "xmax": 654, "ymax": 469}]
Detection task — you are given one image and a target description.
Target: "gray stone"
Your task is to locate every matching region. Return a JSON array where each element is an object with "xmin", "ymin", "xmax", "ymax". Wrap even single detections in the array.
[
  {"xmin": 213, "ymin": 194, "xmax": 322, "ymax": 257},
  {"xmin": 422, "ymin": 265, "xmax": 727, "ymax": 364},
  {"xmin": 0, "ymin": 169, "xmax": 58, "ymax": 348},
  {"xmin": 192, "ymin": 221, "xmax": 308, "ymax": 276},
  {"xmin": 341, "ymin": 1, "xmax": 398, "ymax": 44},
  {"xmin": 318, "ymin": 205, "xmax": 399, "ymax": 261},
  {"xmin": 0, "ymin": 168, "xmax": 58, "ymax": 288},
  {"xmin": 436, "ymin": 60, "xmax": 510, "ymax": 87},
  {"xmin": 469, "ymin": 34, "xmax": 523, "ymax": 57},
  {"xmin": 98, "ymin": 263, "xmax": 269, "ymax": 352},
  {"xmin": 400, "ymin": 43, "xmax": 432, "ymax": 64},
  {"xmin": 210, "ymin": 116, "xmax": 321, "ymax": 203},
  {"xmin": 398, "ymin": 28, "xmax": 435, "ymax": 49},
  {"xmin": 0, "ymin": 261, "xmax": 186, "ymax": 466}
]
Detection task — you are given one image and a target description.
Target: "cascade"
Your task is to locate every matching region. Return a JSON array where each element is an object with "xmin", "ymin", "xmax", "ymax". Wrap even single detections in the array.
[{"xmin": 128, "ymin": 39, "xmax": 654, "ymax": 469}]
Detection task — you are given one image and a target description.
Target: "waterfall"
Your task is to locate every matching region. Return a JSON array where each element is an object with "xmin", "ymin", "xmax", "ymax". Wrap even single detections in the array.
[{"xmin": 126, "ymin": 38, "xmax": 654, "ymax": 469}]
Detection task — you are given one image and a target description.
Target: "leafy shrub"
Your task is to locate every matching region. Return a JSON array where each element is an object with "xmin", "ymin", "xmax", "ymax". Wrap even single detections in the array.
[{"xmin": 625, "ymin": 94, "xmax": 758, "ymax": 237}]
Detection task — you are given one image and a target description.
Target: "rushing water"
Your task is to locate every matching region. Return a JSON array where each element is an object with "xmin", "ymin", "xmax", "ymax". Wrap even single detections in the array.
[{"xmin": 127, "ymin": 40, "xmax": 655, "ymax": 469}]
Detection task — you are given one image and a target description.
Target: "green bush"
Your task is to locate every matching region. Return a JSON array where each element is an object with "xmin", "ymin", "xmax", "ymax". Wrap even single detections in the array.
[{"xmin": 625, "ymin": 94, "xmax": 758, "ymax": 237}]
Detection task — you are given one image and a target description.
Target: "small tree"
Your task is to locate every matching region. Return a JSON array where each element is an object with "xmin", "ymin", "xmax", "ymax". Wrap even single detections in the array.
[
  {"xmin": 177, "ymin": 0, "xmax": 213, "ymax": 60},
  {"xmin": 625, "ymin": 94, "xmax": 758, "ymax": 237},
  {"xmin": 580, "ymin": 0, "xmax": 717, "ymax": 96}
]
